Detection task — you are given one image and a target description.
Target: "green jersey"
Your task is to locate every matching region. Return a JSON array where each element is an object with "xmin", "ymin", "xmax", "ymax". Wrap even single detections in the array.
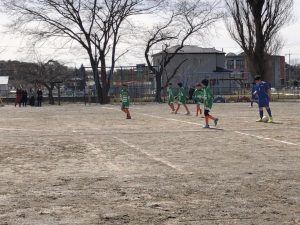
[
  {"xmin": 167, "ymin": 87, "xmax": 175, "ymax": 103},
  {"xmin": 177, "ymin": 87, "xmax": 187, "ymax": 104},
  {"xmin": 120, "ymin": 88, "xmax": 129, "ymax": 108},
  {"xmin": 193, "ymin": 88, "xmax": 203, "ymax": 104},
  {"xmin": 201, "ymin": 86, "xmax": 213, "ymax": 109}
]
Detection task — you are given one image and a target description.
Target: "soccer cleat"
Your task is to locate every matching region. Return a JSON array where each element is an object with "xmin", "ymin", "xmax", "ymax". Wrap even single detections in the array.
[
  {"xmin": 126, "ymin": 115, "xmax": 131, "ymax": 119},
  {"xmin": 202, "ymin": 124, "xmax": 210, "ymax": 128},
  {"xmin": 214, "ymin": 118, "xmax": 219, "ymax": 126},
  {"xmin": 185, "ymin": 112, "xmax": 191, "ymax": 115},
  {"xmin": 256, "ymin": 118, "xmax": 263, "ymax": 122},
  {"xmin": 268, "ymin": 117, "xmax": 273, "ymax": 123}
]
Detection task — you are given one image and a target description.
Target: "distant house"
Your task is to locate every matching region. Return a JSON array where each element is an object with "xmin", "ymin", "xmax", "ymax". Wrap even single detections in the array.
[
  {"xmin": 225, "ymin": 53, "xmax": 286, "ymax": 88},
  {"xmin": 0, "ymin": 76, "xmax": 9, "ymax": 96},
  {"xmin": 152, "ymin": 45, "xmax": 244, "ymax": 95}
]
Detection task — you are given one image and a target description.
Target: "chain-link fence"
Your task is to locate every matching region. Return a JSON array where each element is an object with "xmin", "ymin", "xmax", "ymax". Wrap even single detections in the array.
[{"xmin": 2, "ymin": 66, "xmax": 300, "ymax": 104}]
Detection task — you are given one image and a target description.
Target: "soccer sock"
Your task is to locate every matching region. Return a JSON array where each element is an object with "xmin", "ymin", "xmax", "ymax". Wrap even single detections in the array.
[
  {"xmin": 259, "ymin": 110, "xmax": 263, "ymax": 118},
  {"xmin": 266, "ymin": 108, "xmax": 272, "ymax": 117},
  {"xmin": 196, "ymin": 107, "xmax": 200, "ymax": 116},
  {"xmin": 208, "ymin": 115, "xmax": 215, "ymax": 120}
]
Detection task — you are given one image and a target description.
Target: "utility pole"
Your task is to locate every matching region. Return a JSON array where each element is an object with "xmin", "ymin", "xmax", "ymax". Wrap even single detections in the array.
[{"xmin": 289, "ymin": 51, "xmax": 291, "ymax": 83}]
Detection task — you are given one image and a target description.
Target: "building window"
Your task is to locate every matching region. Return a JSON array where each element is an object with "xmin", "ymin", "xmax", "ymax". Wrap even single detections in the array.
[
  {"xmin": 236, "ymin": 59, "xmax": 244, "ymax": 70},
  {"xmin": 226, "ymin": 60, "xmax": 234, "ymax": 70}
]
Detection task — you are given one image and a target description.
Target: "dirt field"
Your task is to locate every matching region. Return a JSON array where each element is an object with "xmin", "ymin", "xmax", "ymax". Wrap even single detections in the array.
[{"xmin": 0, "ymin": 102, "xmax": 299, "ymax": 225}]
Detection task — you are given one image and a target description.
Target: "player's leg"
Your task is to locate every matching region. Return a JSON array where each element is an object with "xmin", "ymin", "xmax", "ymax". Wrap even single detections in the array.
[
  {"xmin": 203, "ymin": 109, "xmax": 210, "ymax": 128},
  {"xmin": 183, "ymin": 104, "xmax": 191, "ymax": 115},
  {"xmin": 174, "ymin": 103, "xmax": 180, "ymax": 114},
  {"xmin": 199, "ymin": 103, "xmax": 202, "ymax": 115},
  {"xmin": 256, "ymin": 107, "xmax": 264, "ymax": 122},
  {"xmin": 196, "ymin": 103, "xmax": 201, "ymax": 116},
  {"xmin": 168, "ymin": 101, "xmax": 175, "ymax": 112},
  {"xmin": 265, "ymin": 99, "xmax": 273, "ymax": 122},
  {"xmin": 207, "ymin": 114, "xmax": 219, "ymax": 126},
  {"xmin": 125, "ymin": 108, "xmax": 131, "ymax": 119}
]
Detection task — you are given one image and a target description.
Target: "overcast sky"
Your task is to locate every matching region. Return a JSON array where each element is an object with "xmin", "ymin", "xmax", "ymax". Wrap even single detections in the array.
[{"xmin": 0, "ymin": 1, "xmax": 299, "ymax": 68}]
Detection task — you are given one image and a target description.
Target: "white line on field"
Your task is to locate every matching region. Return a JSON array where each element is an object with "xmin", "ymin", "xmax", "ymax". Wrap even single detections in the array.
[
  {"xmin": 112, "ymin": 136, "xmax": 184, "ymax": 172},
  {"xmin": 142, "ymin": 113, "xmax": 200, "ymax": 126},
  {"xmin": 234, "ymin": 131, "xmax": 300, "ymax": 146},
  {"xmin": 0, "ymin": 127, "xmax": 48, "ymax": 132},
  {"xmin": 100, "ymin": 106, "xmax": 300, "ymax": 147}
]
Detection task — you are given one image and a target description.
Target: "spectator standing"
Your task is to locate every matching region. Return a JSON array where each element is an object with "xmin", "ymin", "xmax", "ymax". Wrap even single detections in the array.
[{"xmin": 37, "ymin": 88, "xmax": 43, "ymax": 107}]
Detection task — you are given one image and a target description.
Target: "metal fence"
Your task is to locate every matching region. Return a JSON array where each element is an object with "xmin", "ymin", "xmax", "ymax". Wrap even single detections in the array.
[{"xmin": 2, "ymin": 66, "xmax": 299, "ymax": 104}]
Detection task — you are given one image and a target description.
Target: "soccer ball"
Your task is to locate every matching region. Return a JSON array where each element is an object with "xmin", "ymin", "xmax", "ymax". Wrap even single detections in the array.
[{"xmin": 262, "ymin": 116, "xmax": 269, "ymax": 123}]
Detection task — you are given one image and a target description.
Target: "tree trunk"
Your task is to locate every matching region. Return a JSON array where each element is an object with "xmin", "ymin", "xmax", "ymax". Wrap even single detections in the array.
[
  {"xmin": 48, "ymin": 88, "xmax": 54, "ymax": 105},
  {"xmin": 155, "ymin": 73, "xmax": 162, "ymax": 102},
  {"xmin": 100, "ymin": 54, "xmax": 110, "ymax": 104}
]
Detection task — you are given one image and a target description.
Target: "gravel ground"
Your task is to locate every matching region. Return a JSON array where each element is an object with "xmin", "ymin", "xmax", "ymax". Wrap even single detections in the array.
[{"xmin": 0, "ymin": 102, "xmax": 299, "ymax": 225}]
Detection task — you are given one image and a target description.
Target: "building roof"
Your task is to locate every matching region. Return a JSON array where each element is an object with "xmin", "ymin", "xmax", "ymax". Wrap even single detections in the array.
[
  {"xmin": 152, "ymin": 45, "xmax": 225, "ymax": 56},
  {"xmin": 0, "ymin": 76, "xmax": 9, "ymax": 85}
]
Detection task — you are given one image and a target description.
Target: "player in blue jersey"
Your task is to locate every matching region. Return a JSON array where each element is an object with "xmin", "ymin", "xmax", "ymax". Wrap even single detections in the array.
[{"xmin": 253, "ymin": 75, "xmax": 273, "ymax": 123}]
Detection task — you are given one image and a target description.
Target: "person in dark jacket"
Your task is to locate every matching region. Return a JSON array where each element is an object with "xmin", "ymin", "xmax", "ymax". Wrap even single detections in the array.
[
  {"xmin": 15, "ymin": 88, "xmax": 22, "ymax": 107},
  {"xmin": 21, "ymin": 89, "xmax": 28, "ymax": 107},
  {"xmin": 29, "ymin": 88, "xmax": 35, "ymax": 106},
  {"xmin": 37, "ymin": 88, "xmax": 43, "ymax": 107}
]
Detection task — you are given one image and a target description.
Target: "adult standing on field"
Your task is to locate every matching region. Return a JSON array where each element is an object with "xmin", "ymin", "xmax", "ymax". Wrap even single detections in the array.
[
  {"xmin": 37, "ymin": 88, "xmax": 43, "ymax": 107},
  {"xmin": 15, "ymin": 88, "xmax": 22, "ymax": 107}
]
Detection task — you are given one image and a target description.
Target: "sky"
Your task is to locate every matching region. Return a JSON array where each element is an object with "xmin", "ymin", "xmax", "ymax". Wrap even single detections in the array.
[{"xmin": 0, "ymin": 1, "xmax": 300, "ymax": 68}]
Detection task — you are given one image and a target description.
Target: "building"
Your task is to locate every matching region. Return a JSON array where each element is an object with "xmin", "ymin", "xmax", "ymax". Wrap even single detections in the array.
[
  {"xmin": 152, "ymin": 45, "xmax": 246, "ymax": 95},
  {"xmin": 225, "ymin": 53, "xmax": 286, "ymax": 88},
  {"xmin": 0, "ymin": 76, "xmax": 9, "ymax": 96}
]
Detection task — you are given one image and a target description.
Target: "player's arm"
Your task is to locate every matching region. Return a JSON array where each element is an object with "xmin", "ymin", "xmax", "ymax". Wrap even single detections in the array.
[{"xmin": 268, "ymin": 88, "xmax": 271, "ymax": 99}]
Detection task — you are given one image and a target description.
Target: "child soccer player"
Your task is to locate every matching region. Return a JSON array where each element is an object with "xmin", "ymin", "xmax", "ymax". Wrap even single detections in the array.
[
  {"xmin": 200, "ymin": 79, "xmax": 218, "ymax": 128},
  {"xmin": 120, "ymin": 84, "xmax": 131, "ymax": 119},
  {"xmin": 175, "ymin": 82, "xmax": 191, "ymax": 115},
  {"xmin": 166, "ymin": 83, "xmax": 175, "ymax": 113},
  {"xmin": 192, "ymin": 83, "xmax": 203, "ymax": 116},
  {"xmin": 253, "ymin": 75, "xmax": 273, "ymax": 123}
]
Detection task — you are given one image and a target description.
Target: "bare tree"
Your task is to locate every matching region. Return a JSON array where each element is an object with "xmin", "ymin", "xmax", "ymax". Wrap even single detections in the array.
[
  {"xmin": 1, "ymin": 0, "xmax": 163, "ymax": 104},
  {"xmin": 19, "ymin": 60, "xmax": 73, "ymax": 104},
  {"xmin": 144, "ymin": 0, "xmax": 222, "ymax": 102},
  {"xmin": 224, "ymin": 0, "xmax": 293, "ymax": 82}
]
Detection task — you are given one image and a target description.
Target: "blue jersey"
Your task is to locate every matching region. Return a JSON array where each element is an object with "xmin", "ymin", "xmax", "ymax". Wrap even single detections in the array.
[{"xmin": 254, "ymin": 81, "xmax": 270, "ymax": 107}]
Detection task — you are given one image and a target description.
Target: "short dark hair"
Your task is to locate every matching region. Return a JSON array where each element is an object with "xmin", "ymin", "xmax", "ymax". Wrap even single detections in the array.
[
  {"xmin": 254, "ymin": 75, "xmax": 261, "ymax": 81},
  {"xmin": 122, "ymin": 83, "xmax": 128, "ymax": 87},
  {"xmin": 168, "ymin": 83, "xmax": 172, "ymax": 85},
  {"xmin": 177, "ymin": 82, "xmax": 183, "ymax": 87},
  {"xmin": 201, "ymin": 79, "xmax": 209, "ymax": 86}
]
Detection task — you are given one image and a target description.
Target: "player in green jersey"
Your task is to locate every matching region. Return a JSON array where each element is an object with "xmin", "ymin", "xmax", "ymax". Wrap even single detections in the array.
[
  {"xmin": 120, "ymin": 84, "xmax": 131, "ymax": 119},
  {"xmin": 192, "ymin": 83, "xmax": 203, "ymax": 116},
  {"xmin": 166, "ymin": 83, "xmax": 175, "ymax": 113},
  {"xmin": 200, "ymin": 79, "xmax": 218, "ymax": 128},
  {"xmin": 174, "ymin": 82, "xmax": 191, "ymax": 115}
]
